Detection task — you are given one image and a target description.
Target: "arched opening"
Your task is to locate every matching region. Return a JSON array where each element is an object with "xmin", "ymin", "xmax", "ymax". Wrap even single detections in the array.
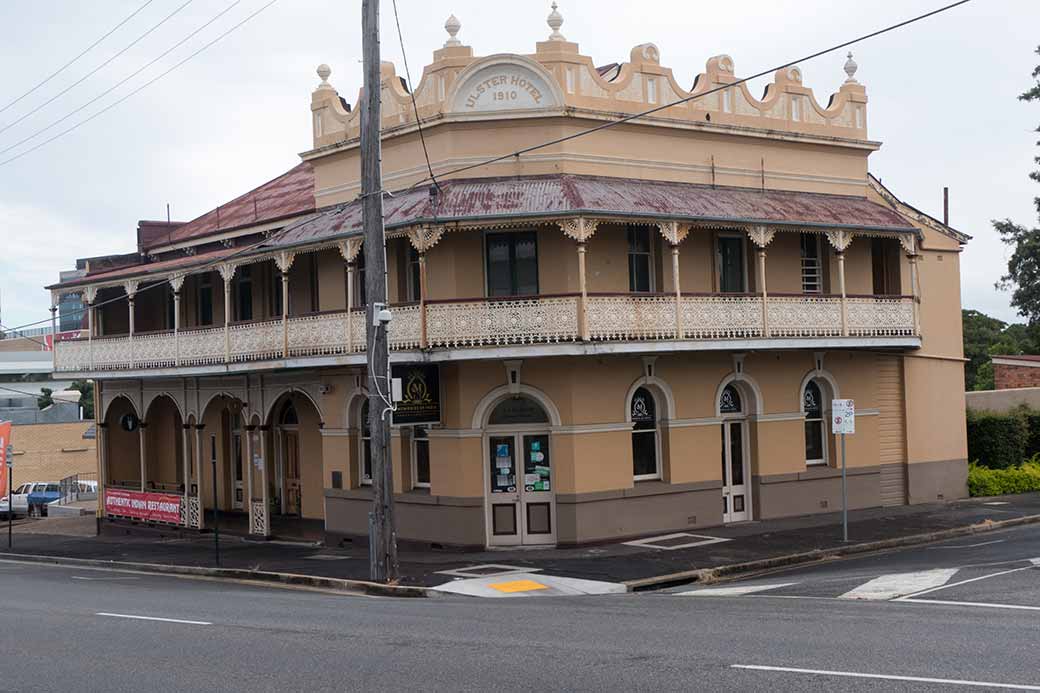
[
  {"xmin": 802, "ymin": 377, "xmax": 835, "ymax": 467},
  {"xmin": 198, "ymin": 394, "xmax": 246, "ymax": 518},
  {"xmin": 267, "ymin": 392, "xmax": 324, "ymax": 521},
  {"xmin": 719, "ymin": 382, "xmax": 752, "ymax": 523},
  {"xmin": 103, "ymin": 396, "xmax": 141, "ymax": 490},
  {"xmin": 144, "ymin": 395, "xmax": 184, "ymax": 493},
  {"xmin": 630, "ymin": 386, "xmax": 660, "ymax": 481},
  {"xmin": 483, "ymin": 393, "xmax": 555, "ymax": 547}
]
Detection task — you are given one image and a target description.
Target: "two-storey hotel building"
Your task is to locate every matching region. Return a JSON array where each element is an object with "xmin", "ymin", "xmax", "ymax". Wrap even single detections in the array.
[{"xmin": 47, "ymin": 7, "xmax": 970, "ymax": 548}]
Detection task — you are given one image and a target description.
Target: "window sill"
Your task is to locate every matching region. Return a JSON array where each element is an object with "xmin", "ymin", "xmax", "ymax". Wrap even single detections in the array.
[{"xmin": 633, "ymin": 475, "xmax": 662, "ymax": 483}]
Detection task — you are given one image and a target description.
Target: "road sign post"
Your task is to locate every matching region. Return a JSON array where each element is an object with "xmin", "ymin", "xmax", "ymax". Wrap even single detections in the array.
[{"xmin": 831, "ymin": 399, "xmax": 856, "ymax": 542}]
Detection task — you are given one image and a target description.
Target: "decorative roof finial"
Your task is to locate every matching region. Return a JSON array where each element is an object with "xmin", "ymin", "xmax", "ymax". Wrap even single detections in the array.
[
  {"xmin": 547, "ymin": 2, "xmax": 565, "ymax": 41},
  {"xmin": 444, "ymin": 14, "xmax": 461, "ymax": 47},
  {"xmin": 316, "ymin": 63, "xmax": 332, "ymax": 87},
  {"xmin": 843, "ymin": 51, "xmax": 859, "ymax": 84}
]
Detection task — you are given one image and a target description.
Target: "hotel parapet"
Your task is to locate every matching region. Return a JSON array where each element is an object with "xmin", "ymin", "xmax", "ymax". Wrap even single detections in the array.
[{"xmin": 47, "ymin": 5, "xmax": 970, "ymax": 547}]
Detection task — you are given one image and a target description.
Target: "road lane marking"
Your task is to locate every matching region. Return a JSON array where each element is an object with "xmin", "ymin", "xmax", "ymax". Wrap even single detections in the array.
[
  {"xmin": 678, "ymin": 583, "xmax": 798, "ymax": 597},
  {"xmin": 899, "ymin": 598, "xmax": 1040, "ymax": 612},
  {"xmin": 928, "ymin": 539, "xmax": 1005, "ymax": 549},
  {"xmin": 839, "ymin": 568, "xmax": 957, "ymax": 601},
  {"xmin": 731, "ymin": 665, "xmax": 1040, "ymax": 690},
  {"xmin": 72, "ymin": 576, "xmax": 140, "ymax": 581},
  {"xmin": 96, "ymin": 612, "xmax": 211, "ymax": 625},
  {"xmin": 895, "ymin": 564, "xmax": 1036, "ymax": 600}
]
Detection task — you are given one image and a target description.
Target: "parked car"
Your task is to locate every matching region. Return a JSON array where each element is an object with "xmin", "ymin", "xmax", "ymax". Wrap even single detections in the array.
[
  {"xmin": 27, "ymin": 483, "xmax": 62, "ymax": 517},
  {"xmin": 0, "ymin": 481, "xmax": 52, "ymax": 518}
]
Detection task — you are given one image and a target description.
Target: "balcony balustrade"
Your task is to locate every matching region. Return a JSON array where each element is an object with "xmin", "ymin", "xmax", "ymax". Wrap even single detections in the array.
[{"xmin": 54, "ymin": 293, "xmax": 917, "ymax": 373}]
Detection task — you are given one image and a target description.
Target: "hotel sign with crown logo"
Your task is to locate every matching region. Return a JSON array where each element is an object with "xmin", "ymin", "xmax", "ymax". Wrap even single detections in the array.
[{"xmin": 391, "ymin": 364, "xmax": 441, "ymax": 425}]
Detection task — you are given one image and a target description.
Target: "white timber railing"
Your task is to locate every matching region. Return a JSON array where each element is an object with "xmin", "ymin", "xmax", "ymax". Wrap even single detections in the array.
[{"xmin": 54, "ymin": 294, "xmax": 917, "ymax": 372}]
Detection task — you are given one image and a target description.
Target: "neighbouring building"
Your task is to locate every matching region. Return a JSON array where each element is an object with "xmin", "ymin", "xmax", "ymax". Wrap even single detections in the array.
[
  {"xmin": 991, "ymin": 355, "xmax": 1040, "ymax": 390},
  {"xmin": 45, "ymin": 7, "xmax": 970, "ymax": 547}
]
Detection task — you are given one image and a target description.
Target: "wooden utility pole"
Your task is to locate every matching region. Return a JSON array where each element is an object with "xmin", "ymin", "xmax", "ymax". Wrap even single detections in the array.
[{"xmin": 361, "ymin": 0, "xmax": 399, "ymax": 583}]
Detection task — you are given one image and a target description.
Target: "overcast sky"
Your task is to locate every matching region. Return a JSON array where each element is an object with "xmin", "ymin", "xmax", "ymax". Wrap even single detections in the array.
[{"xmin": 0, "ymin": 0, "xmax": 1037, "ymax": 331}]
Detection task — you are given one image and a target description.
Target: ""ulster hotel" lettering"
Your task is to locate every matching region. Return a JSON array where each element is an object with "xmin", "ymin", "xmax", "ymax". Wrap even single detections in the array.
[{"xmin": 464, "ymin": 72, "xmax": 543, "ymax": 108}]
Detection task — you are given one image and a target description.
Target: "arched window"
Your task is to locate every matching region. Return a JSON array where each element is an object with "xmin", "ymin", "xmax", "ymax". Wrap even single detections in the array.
[
  {"xmin": 720, "ymin": 384, "xmax": 743, "ymax": 415},
  {"xmin": 360, "ymin": 400, "xmax": 372, "ymax": 485},
  {"xmin": 803, "ymin": 380, "xmax": 827, "ymax": 466},
  {"xmin": 279, "ymin": 402, "xmax": 298, "ymax": 426},
  {"xmin": 631, "ymin": 387, "xmax": 659, "ymax": 480},
  {"xmin": 488, "ymin": 396, "xmax": 549, "ymax": 426}
]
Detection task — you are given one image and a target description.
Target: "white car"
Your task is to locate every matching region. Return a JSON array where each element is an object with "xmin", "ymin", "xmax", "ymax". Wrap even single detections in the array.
[{"xmin": 0, "ymin": 481, "xmax": 51, "ymax": 518}]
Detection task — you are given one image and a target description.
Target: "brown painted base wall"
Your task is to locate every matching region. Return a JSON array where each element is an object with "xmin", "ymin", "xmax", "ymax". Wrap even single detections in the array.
[
  {"xmin": 907, "ymin": 458, "xmax": 968, "ymax": 505},
  {"xmin": 556, "ymin": 481, "xmax": 723, "ymax": 545},
  {"xmin": 324, "ymin": 489, "xmax": 485, "ymax": 548},
  {"xmin": 753, "ymin": 465, "xmax": 881, "ymax": 519}
]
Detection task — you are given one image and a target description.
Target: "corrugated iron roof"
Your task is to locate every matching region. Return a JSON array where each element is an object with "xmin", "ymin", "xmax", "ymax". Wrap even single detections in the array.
[
  {"xmin": 275, "ymin": 174, "xmax": 917, "ymax": 247},
  {"xmin": 151, "ymin": 162, "xmax": 315, "ymax": 250},
  {"xmin": 48, "ymin": 247, "xmax": 239, "ymax": 289}
]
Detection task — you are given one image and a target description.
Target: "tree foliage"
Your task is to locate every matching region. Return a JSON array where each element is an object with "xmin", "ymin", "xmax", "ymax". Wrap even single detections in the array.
[
  {"xmin": 37, "ymin": 387, "xmax": 53, "ymax": 410},
  {"xmin": 995, "ymin": 46, "xmax": 1040, "ymax": 322},
  {"xmin": 70, "ymin": 380, "xmax": 94, "ymax": 420},
  {"xmin": 961, "ymin": 309, "xmax": 1040, "ymax": 390}
]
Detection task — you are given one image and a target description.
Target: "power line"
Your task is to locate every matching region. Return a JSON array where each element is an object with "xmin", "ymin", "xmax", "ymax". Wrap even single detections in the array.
[
  {"xmin": 1, "ymin": 0, "xmax": 244, "ymax": 157},
  {"xmin": 0, "ymin": 0, "xmax": 158, "ymax": 116},
  {"xmin": 0, "ymin": 0, "xmax": 194, "ymax": 138},
  {"xmin": 406, "ymin": 0, "xmax": 974, "ymax": 189},
  {"xmin": 390, "ymin": 0, "xmax": 439, "ymax": 191},
  {"xmin": 0, "ymin": 0, "xmax": 278, "ymax": 168}
]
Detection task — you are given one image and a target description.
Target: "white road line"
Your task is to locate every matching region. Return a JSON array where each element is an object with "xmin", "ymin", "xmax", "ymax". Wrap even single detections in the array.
[
  {"xmin": 928, "ymin": 539, "xmax": 1005, "ymax": 550},
  {"xmin": 895, "ymin": 564, "xmax": 1036, "ymax": 600},
  {"xmin": 731, "ymin": 665, "xmax": 1040, "ymax": 690},
  {"xmin": 72, "ymin": 576, "xmax": 140, "ymax": 581},
  {"xmin": 899, "ymin": 598, "xmax": 1040, "ymax": 612},
  {"xmin": 96, "ymin": 612, "xmax": 211, "ymax": 625},
  {"xmin": 839, "ymin": 568, "xmax": 957, "ymax": 601},
  {"xmin": 678, "ymin": 582, "xmax": 798, "ymax": 597}
]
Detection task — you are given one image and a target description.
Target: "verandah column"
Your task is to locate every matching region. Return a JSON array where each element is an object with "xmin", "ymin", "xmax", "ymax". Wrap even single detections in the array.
[
  {"xmin": 337, "ymin": 240, "xmax": 363, "ymax": 353},
  {"xmin": 96, "ymin": 420, "xmax": 108, "ymax": 518},
  {"xmin": 259, "ymin": 424, "xmax": 271, "ymax": 536},
  {"xmin": 559, "ymin": 218, "xmax": 599, "ymax": 341},
  {"xmin": 194, "ymin": 423, "xmax": 206, "ymax": 529},
  {"xmin": 138, "ymin": 420, "xmax": 148, "ymax": 492},
  {"xmin": 181, "ymin": 422, "xmax": 192, "ymax": 526},
  {"xmin": 219, "ymin": 264, "xmax": 237, "ymax": 364},
  {"xmin": 275, "ymin": 252, "xmax": 296, "ymax": 358},
  {"xmin": 656, "ymin": 221, "xmax": 691, "ymax": 339},
  {"xmin": 124, "ymin": 280, "xmax": 139, "ymax": 369},
  {"xmin": 170, "ymin": 275, "xmax": 185, "ymax": 367},
  {"xmin": 245, "ymin": 422, "xmax": 256, "ymax": 534},
  {"xmin": 84, "ymin": 286, "xmax": 97, "ymax": 370},
  {"xmin": 406, "ymin": 226, "xmax": 443, "ymax": 350},
  {"xmin": 826, "ymin": 230, "xmax": 855, "ymax": 337},
  {"xmin": 903, "ymin": 235, "xmax": 922, "ymax": 335},
  {"xmin": 747, "ymin": 226, "xmax": 777, "ymax": 338}
]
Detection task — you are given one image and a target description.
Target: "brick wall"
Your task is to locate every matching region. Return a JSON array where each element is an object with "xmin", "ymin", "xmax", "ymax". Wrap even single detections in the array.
[
  {"xmin": 994, "ymin": 364, "xmax": 1040, "ymax": 390},
  {"xmin": 8, "ymin": 422, "xmax": 96, "ymax": 484}
]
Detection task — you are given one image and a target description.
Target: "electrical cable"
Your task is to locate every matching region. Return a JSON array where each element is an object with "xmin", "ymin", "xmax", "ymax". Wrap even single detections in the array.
[
  {"xmin": 0, "ymin": 0, "xmax": 158, "ymax": 116},
  {"xmin": 390, "ymin": 0, "xmax": 439, "ymax": 192},
  {"xmin": 0, "ymin": 383, "xmax": 91, "ymax": 407},
  {"xmin": 0, "ymin": 0, "xmax": 279, "ymax": 168},
  {"xmin": 0, "ymin": 0, "xmax": 194, "ymax": 137},
  {"xmin": 0, "ymin": 1, "xmax": 245, "ymax": 157},
  {"xmin": 404, "ymin": 0, "xmax": 973, "ymax": 189}
]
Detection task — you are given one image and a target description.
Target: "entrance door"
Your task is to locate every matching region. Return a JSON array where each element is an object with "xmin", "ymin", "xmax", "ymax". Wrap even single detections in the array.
[
  {"xmin": 487, "ymin": 433, "xmax": 555, "ymax": 546},
  {"xmin": 283, "ymin": 431, "xmax": 301, "ymax": 516},
  {"xmin": 722, "ymin": 421, "xmax": 750, "ymax": 523},
  {"xmin": 231, "ymin": 431, "xmax": 244, "ymax": 511}
]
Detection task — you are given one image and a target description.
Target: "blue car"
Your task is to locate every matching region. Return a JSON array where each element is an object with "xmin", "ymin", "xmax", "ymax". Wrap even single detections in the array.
[{"xmin": 26, "ymin": 483, "xmax": 61, "ymax": 517}]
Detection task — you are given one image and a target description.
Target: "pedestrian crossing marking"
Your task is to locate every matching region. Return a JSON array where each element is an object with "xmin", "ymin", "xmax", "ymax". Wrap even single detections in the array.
[
  {"xmin": 839, "ymin": 568, "xmax": 957, "ymax": 601},
  {"xmin": 488, "ymin": 579, "xmax": 549, "ymax": 593},
  {"xmin": 678, "ymin": 582, "xmax": 799, "ymax": 597}
]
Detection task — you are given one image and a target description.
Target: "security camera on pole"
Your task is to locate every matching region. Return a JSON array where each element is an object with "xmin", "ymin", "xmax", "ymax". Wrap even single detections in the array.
[{"xmin": 361, "ymin": 0, "xmax": 400, "ymax": 583}]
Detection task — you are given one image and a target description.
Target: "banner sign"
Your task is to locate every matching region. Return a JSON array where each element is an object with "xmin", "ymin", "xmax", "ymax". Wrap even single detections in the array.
[
  {"xmin": 105, "ymin": 489, "xmax": 182, "ymax": 524},
  {"xmin": 0, "ymin": 420, "xmax": 11, "ymax": 498},
  {"xmin": 831, "ymin": 399, "xmax": 856, "ymax": 435},
  {"xmin": 391, "ymin": 364, "xmax": 441, "ymax": 425}
]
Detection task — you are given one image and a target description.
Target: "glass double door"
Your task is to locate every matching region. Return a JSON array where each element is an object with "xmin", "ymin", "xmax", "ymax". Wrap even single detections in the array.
[
  {"xmin": 487, "ymin": 433, "xmax": 555, "ymax": 546},
  {"xmin": 722, "ymin": 420, "xmax": 750, "ymax": 523}
]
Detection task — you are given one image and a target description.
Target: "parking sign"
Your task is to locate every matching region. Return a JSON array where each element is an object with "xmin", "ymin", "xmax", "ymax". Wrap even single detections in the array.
[{"xmin": 832, "ymin": 399, "xmax": 855, "ymax": 435}]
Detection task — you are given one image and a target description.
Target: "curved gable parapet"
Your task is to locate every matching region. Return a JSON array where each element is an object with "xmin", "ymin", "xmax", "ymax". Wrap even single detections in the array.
[{"xmin": 447, "ymin": 54, "xmax": 565, "ymax": 114}]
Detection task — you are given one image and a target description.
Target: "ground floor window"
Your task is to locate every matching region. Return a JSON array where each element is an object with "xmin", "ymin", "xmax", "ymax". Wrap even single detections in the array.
[
  {"xmin": 631, "ymin": 386, "xmax": 659, "ymax": 480},
  {"xmin": 803, "ymin": 379, "xmax": 827, "ymax": 466},
  {"xmin": 360, "ymin": 400, "xmax": 372, "ymax": 485},
  {"xmin": 412, "ymin": 426, "xmax": 430, "ymax": 488}
]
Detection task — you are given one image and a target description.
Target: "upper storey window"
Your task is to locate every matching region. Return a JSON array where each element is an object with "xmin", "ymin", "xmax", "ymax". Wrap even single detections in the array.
[
  {"xmin": 628, "ymin": 226, "xmax": 655, "ymax": 293},
  {"xmin": 800, "ymin": 235, "xmax": 823, "ymax": 294},
  {"xmin": 486, "ymin": 232, "xmax": 538, "ymax": 297},
  {"xmin": 717, "ymin": 233, "xmax": 747, "ymax": 293}
]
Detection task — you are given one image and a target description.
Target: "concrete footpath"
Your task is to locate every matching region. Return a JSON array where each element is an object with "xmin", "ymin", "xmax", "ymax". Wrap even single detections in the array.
[{"xmin": 1, "ymin": 494, "xmax": 1039, "ymax": 595}]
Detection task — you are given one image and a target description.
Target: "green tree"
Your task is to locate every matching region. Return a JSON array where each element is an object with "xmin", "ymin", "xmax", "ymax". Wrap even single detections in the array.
[
  {"xmin": 995, "ymin": 46, "xmax": 1040, "ymax": 321},
  {"xmin": 70, "ymin": 380, "xmax": 94, "ymax": 420},
  {"xmin": 37, "ymin": 387, "xmax": 53, "ymax": 410}
]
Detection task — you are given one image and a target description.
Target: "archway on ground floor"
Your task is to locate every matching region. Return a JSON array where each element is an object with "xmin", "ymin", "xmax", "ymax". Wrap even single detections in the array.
[
  {"xmin": 478, "ymin": 386, "xmax": 558, "ymax": 548},
  {"xmin": 143, "ymin": 394, "xmax": 184, "ymax": 493},
  {"xmin": 103, "ymin": 395, "xmax": 141, "ymax": 490},
  {"xmin": 198, "ymin": 393, "xmax": 247, "ymax": 516},
  {"xmin": 715, "ymin": 375, "xmax": 761, "ymax": 524},
  {"xmin": 265, "ymin": 391, "xmax": 324, "ymax": 522}
]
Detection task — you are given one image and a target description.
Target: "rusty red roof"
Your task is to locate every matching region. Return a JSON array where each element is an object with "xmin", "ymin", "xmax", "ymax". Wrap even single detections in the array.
[
  {"xmin": 275, "ymin": 174, "xmax": 917, "ymax": 247},
  {"xmin": 149, "ymin": 162, "xmax": 315, "ymax": 250},
  {"xmin": 48, "ymin": 247, "xmax": 239, "ymax": 289}
]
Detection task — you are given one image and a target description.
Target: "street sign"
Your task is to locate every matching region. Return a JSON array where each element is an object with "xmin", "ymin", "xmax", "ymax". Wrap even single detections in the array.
[{"xmin": 832, "ymin": 399, "xmax": 856, "ymax": 435}]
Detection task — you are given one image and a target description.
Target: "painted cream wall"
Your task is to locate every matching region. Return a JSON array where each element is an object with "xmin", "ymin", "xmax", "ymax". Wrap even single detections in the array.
[
  {"xmin": 104, "ymin": 396, "xmax": 140, "ymax": 486},
  {"xmin": 144, "ymin": 396, "xmax": 182, "ymax": 486}
]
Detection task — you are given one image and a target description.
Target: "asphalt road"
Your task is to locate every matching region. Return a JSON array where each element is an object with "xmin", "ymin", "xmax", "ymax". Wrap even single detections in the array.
[{"xmin": 0, "ymin": 524, "xmax": 1037, "ymax": 692}]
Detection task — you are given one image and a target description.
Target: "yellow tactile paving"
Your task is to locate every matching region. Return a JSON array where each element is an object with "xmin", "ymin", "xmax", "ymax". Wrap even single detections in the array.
[{"xmin": 488, "ymin": 579, "xmax": 549, "ymax": 593}]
